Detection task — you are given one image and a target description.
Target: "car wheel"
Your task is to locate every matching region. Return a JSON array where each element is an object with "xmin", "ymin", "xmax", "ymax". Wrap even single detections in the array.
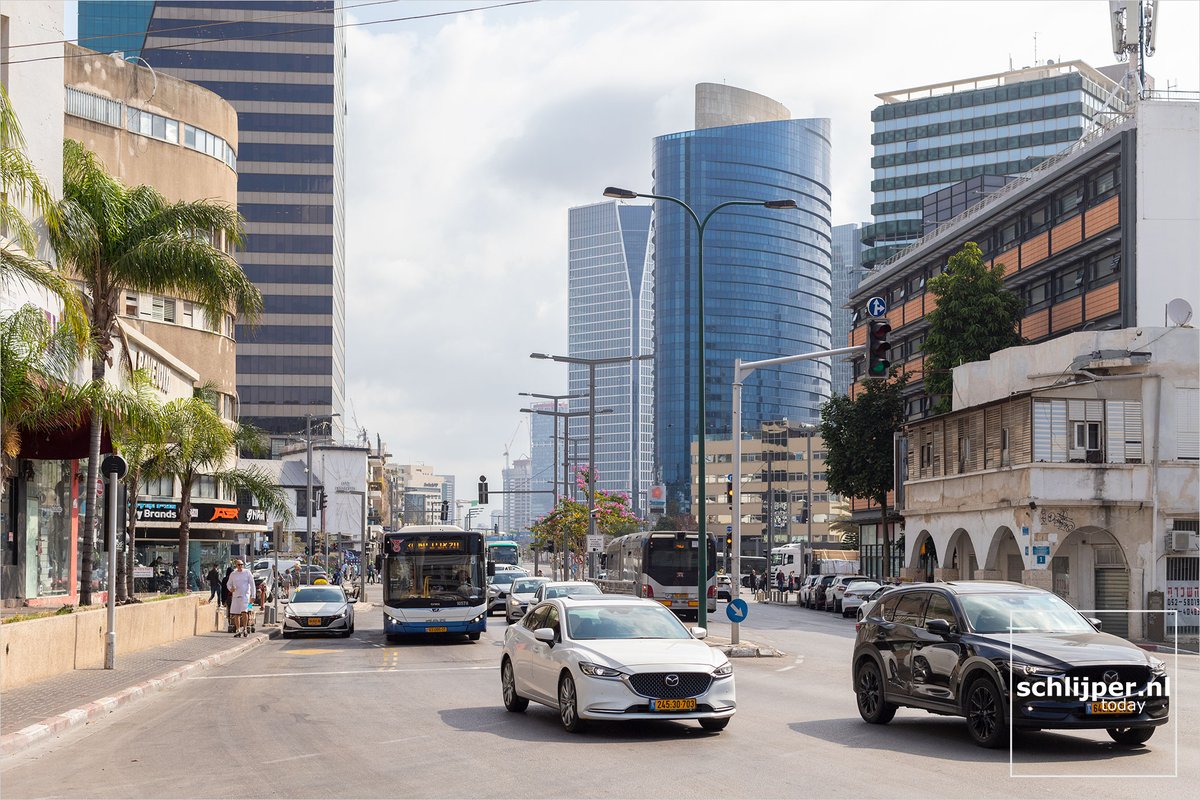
[
  {"xmin": 699, "ymin": 717, "xmax": 729, "ymax": 732},
  {"xmin": 468, "ymin": 631, "xmax": 481, "ymax": 641},
  {"xmin": 340, "ymin": 629, "xmax": 352, "ymax": 638},
  {"xmin": 501, "ymin": 658, "xmax": 528, "ymax": 713},
  {"xmin": 964, "ymin": 677, "xmax": 1006, "ymax": 748},
  {"xmin": 281, "ymin": 631, "xmax": 292, "ymax": 639},
  {"xmin": 1107, "ymin": 726, "xmax": 1155, "ymax": 745},
  {"xmin": 857, "ymin": 608, "xmax": 866, "ymax": 622},
  {"xmin": 841, "ymin": 607, "xmax": 850, "ymax": 618},
  {"xmin": 558, "ymin": 672, "xmax": 585, "ymax": 732},
  {"xmin": 855, "ymin": 659, "xmax": 897, "ymax": 724}
]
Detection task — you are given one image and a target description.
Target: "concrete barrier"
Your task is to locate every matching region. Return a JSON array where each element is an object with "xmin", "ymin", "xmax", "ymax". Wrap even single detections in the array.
[{"xmin": 0, "ymin": 595, "xmax": 211, "ymax": 690}]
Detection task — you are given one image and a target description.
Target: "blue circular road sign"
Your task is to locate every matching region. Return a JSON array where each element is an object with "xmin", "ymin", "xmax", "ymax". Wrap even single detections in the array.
[
  {"xmin": 726, "ymin": 598, "xmax": 749, "ymax": 623},
  {"xmin": 867, "ymin": 296, "xmax": 888, "ymax": 317}
]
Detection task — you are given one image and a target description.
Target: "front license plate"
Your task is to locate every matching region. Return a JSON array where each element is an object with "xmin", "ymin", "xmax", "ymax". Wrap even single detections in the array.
[
  {"xmin": 306, "ymin": 618, "xmax": 322, "ymax": 626},
  {"xmin": 1087, "ymin": 700, "xmax": 1139, "ymax": 715},
  {"xmin": 426, "ymin": 626, "xmax": 448, "ymax": 633},
  {"xmin": 650, "ymin": 698, "xmax": 697, "ymax": 712}
]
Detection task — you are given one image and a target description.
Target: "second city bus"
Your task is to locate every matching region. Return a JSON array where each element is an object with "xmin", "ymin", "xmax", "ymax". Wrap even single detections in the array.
[{"xmin": 597, "ymin": 530, "xmax": 717, "ymax": 619}]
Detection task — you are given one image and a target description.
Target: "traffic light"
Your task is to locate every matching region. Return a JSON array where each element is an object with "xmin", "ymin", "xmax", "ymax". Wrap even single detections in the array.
[
  {"xmin": 477, "ymin": 475, "xmax": 488, "ymax": 504},
  {"xmin": 440, "ymin": 500, "xmax": 449, "ymax": 522},
  {"xmin": 319, "ymin": 490, "xmax": 327, "ymax": 511},
  {"xmin": 725, "ymin": 535, "xmax": 733, "ymax": 551},
  {"xmin": 725, "ymin": 476, "xmax": 733, "ymax": 507},
  {"xmin": 866, "ymin": 318, "xmax": 893, "ymax": 379}
]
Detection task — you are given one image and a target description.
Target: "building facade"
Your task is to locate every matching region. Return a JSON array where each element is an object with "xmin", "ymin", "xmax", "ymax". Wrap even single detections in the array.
[
  {"xmin": 902, "ymin": 328, "xmax": 1199, "ymax": 641},
  {"xmin": 502, "ymin": 458, "xmax": 533, "ymax": 534},
  {"xmin": 79, "ymin": 0, "xmax": 348, "ymax": 444},
  {"xmin": 567, "ymin": 202, "xmax": 654, "ymax": 514},
  {"xmin": 654, "ymin": 84, "xmax": 833, "ymax": 510},
  {"xmin": 863, "ymin": 61, "xmax": 1128, "ymax": 267},
  {"xmin": 830, "ymin": 223, "xmax": 865, "ymax": 396},
  {"xmin": 529, "ymin": 401, "xmax": 562, "ymax": 521}
]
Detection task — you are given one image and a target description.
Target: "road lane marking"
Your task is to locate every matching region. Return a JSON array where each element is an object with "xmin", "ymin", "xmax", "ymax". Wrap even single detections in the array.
[
  {"xmin": 190, "ymin": 665, "xmax": 494, "ymax": 680},
  {"xmin": 262, "ymin": 752, "xmax": 322, "ymax": 765},
  {"xmin": 283, "ymin": 648, "xmax": 340, "ymax": 655},
  {"xmin": 776, "ymin": 665, "xmax": 796, "ymax": 672}
]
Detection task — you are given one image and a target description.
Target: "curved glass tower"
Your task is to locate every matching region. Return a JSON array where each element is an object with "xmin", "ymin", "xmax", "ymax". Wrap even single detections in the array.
[{"xmin": 652, "ymin": 86, "xmax": 832, "ymax": 508}]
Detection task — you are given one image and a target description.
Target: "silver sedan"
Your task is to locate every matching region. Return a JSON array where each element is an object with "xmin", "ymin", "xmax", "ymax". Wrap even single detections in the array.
[{"xmin": 282, "ymin": 585, "xmax": 355, "ymax": 638}]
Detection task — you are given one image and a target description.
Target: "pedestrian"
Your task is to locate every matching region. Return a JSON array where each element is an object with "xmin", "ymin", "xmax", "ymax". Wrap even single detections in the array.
[
  {"xmin": 221, "ymin": 565, "xmax": 233, "ymax": 608},
  {"xmin": 750, "ymin": 570, "xmax": 758, "ymax": 592},
  {"xmin": 226, "ymin": 559, "xmax": 256, "ymax": 637},
  {"xmin": 280, "ymin": 566, "xmax": 292, "ymax": 599},
  {"xmin": 206, "ymin": 564, "xmax": 221, "ymax": 605},
  {"xmin": 775, "ymin": 569, "xmax": 785, "ymax": 592}
]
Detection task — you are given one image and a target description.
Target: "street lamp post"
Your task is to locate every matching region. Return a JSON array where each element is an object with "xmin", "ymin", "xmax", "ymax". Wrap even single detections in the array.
[
  {"xmin": 531, "ymin": 352, "xmax": 652, "ymax": 580},
  {"xmin": 304, "ymin": 413, "xmax": 339, "ymax": 564},
  {"xmin": 603, "ymin": 187, "xmax": 797, "ymax": 629}
]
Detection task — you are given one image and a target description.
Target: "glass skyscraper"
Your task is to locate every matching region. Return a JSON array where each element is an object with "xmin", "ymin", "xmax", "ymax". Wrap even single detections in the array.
[
  {"xmin": 863, "ymin": 61, "xmax": 1126, "ymax": 267},
  {"xmin": 830, "ymin": 222, "xmax": 865, "ymax": 396},
  {"xmin": 567, "ymin": 202, "xmax": 654, "ymax": 515},
  {"xmin": 79, "ymin": 0, "xmax": 347, "ymax": 441},
  {"xmin": 528, "ymin": 400, "xmax": 561, "ymax": 521},
  {"xmin": 652, "ymin": 85, "xmax": 832, "ymax": 510}
]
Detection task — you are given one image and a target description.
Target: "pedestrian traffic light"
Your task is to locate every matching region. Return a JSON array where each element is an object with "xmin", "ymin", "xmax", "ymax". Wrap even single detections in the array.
[
  {"xmin": 866, "ymin": 318, "xmax": 892, "ymax": 379},
  {"xmin": 725, "ymin": 476, "xmax": 733, "ymax": 507},
  {"xmin": 319, "ymin": 490, "xmax": 327, "ymax": 511},
  {"xmin": 477, "ymin": 475, "xmax": 488, "ymax": 504},
  {"xmin": 440, "ymin": 500, "xmax": 449, "ymax": 521}
]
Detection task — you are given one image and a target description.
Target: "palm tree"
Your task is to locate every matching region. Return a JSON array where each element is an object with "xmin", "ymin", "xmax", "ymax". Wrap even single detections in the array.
[
  {"xmin": 151, "ymin": 393, "xmax": 290, "ymax": 593},
  {"xmin": 111, "ymin": 371, "xmax": 167, "ymax": 601},
  {"xmin": 51, "ymin": 140, "xmax": 262, "ymax": 605}
]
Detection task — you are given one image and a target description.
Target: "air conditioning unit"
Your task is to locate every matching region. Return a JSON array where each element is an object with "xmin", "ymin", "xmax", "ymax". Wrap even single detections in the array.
[
  {"xmin": 1068, "ymin": 447, "xmax": 1087, "ymax": 462},
  {"xmin": 1167, "ymin": 531, "xmax": 1199, "ymax": 552},
  {"xmin": 1085, "ymin": 450, "xmax": 1104, "ymax": 463}
]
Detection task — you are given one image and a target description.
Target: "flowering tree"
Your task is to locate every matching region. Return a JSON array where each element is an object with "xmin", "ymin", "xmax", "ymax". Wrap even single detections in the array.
[{"xmin": 529, "ymin": 467, "xmax": 641, "ymax": 557}]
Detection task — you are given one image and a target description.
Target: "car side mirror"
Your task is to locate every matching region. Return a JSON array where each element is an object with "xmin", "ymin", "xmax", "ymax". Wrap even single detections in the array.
[
  {"xmin": 534, "ymin": 627, "xmax": 556, "ymax": 645},
  {"xmin": 925, "ymin": 618, "xmax": 953, "ymax": 636},
  {"xmin": 1086, "ymin": 617, "xmax": 1103, "ymax": 630},
  {"xmin": 690, "ymin": 626, "xmax": 708, "ymax": 640}
]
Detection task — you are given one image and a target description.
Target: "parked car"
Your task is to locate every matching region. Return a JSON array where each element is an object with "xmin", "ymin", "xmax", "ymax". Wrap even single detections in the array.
[
  {"xmin": 500, "ymin": 595, "xmax": 735, "ymax": 732},
  {"xmin": 839, "ymin": 581, "xmax": 882, "ymax": 618},
  {"xmin": 486, "ymin": 570, "xmax": 530, "ymax": 615},
  {"xmin": 852, "ymin": 581, "xmax": 1169, "ymax": 748},
  {"xmin": 282, "ymin": 584, "xmax": 356, "ymax": 638},
  {"xmin": 811, "ymin": 575, "xmax": 838, "ymax": 610},
  {"xmin": 855, "ymin": 584, "xmax": 897, "ymax": 621},
  {"xmin": 797, "ymin": 575, "xmax": 821, "ymax": 608},
  {"xmin": 717, "ymin": 575, "xmax": 733, "ymax": 601},
  {"xmin": 505, "ymin": 576, "xmax": 551, "ymax": 623},
  {"xmin": 828, "ymin": 575, "xmax": 871, "ymax": 614}
]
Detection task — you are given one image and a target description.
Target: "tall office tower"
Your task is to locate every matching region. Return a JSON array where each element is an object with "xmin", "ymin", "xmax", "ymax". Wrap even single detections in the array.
[
  {"xmin": 829, "ymin": 223, "xmax": 866, "ymax": 396},
  {"xmin": 437, "ymin": 475, "xmax": 455, "ymax": 520},
  {"xmin": 652, "ymin": 84, "xmax": 832, "ymax": 510},
  {"xmin": 566, "ymin": 201, "xmax": 654, "ymax": 515},
  {"xmin": 78, "ymin": 1, "xmax": 347, "ymax": 443},
  {"xmin": 862, "ymin": 61, "xmax": 1127, "ymax": 268},
  {"xmin": 501, "ymin": 458, "xmax": 533, "ymax": 533},
  {"xmin": 528, "ymin": 400, "xmax": 561, "ymax": 520}
]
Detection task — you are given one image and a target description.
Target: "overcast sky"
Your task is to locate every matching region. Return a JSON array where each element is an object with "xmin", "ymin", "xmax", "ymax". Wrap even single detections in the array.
[{"xmin": 65, "ymin": 1, "xmax": 1200, "ymax": 518}]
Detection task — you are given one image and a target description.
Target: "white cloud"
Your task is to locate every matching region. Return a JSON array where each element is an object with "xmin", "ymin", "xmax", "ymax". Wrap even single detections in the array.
[{"xmin": 342, "ymin": 0, "xmax": 1199, "ymax": 496}]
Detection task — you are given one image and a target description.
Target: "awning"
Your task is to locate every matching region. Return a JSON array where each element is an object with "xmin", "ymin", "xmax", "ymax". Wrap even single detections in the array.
[{"xmin": 17, "ymin": 412, "xmax": 112, "ymax": 460}]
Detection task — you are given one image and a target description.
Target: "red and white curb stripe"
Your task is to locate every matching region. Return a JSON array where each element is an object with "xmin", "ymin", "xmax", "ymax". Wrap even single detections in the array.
[{"xmin": 1, "ymin": 630, "xmax": 278, "ymax": 757}]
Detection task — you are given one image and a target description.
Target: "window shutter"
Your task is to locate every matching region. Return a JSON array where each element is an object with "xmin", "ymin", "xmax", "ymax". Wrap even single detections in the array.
[
  {"xmin": 1178, "ymin": 389, "xmax": 1200, "ymax": 460},
  {"xmin": 1105, "ymin": 402, "xmax": 1126, "ymax": 464}
]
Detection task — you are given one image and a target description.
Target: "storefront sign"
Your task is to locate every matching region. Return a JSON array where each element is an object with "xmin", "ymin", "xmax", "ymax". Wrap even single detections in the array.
[
  {"xmin": 135, "ymin": 500, "xmax": 267, "ymax": 526},
  {"xmin": 1166, "ymin": 579, "xmax": 1199, "ymax": 623},
  {"xmin": 133, "ymin": 349, "xmax": 173, "ymax": 395}
]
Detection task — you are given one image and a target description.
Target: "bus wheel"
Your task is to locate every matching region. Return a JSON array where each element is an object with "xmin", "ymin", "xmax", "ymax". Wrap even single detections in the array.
[{"xmin": 468, "ymin": 631, "xmax": 481, "ymax": 641}]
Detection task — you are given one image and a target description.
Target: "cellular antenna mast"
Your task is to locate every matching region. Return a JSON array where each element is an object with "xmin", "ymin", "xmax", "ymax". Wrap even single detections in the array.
[{"xmin": 1109, "ymin": 0, "xmax": 1160, "ymax": 102}]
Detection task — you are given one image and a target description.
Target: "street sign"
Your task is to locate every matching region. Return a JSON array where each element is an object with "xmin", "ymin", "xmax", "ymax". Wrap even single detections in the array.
[
  {"xmin": 726, "ymin": 598, "xmax": 749, "ymax": 623},
  {"xmin": 1032, "ymin": 545, "xmax": 1051, "ymax": 556},
  {"xmin": 726, "ymin": 525, "xmax": 732, "ymax": 533},
  {"xmin": 586, "ymin": 534, "xmax": 604, "ymax": 553},
  {"xmin": 867, "ymin": 296, "xmax": 887, "ymax": 317}
]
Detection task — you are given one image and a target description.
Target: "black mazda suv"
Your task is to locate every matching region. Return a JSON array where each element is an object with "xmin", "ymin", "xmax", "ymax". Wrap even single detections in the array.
[{"xmin": 851, "ymin": 581, "xmax": 1169, "ymax": 748}]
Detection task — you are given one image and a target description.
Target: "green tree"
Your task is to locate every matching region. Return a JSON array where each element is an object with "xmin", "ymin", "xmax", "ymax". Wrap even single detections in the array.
[
  {"xmin": 922, "ymin": 241, "xmax": 1024, "ymax": 414},
  {"xmin": 150, "ymin": 393, "xmax": 290, "ymax": 592},
  {"xmin": 50, "ymin": 140, "xmax": 261, "ymax": 604},
  {"xmin": 819, "ymin": 374, "xmax": 908, "ymax": 580},
  {"xmin": 529, "ymin": 468, "xmax": 641, "ymax": 572},
  {"xmin": 111, "ymin": 372, "xmax": 168, "ymax": 601}
]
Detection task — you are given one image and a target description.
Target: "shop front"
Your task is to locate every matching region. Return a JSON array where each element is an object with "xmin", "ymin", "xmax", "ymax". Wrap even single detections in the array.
[{"xmin": 133, "ymin": 500, "xmax": 268, "ymax": 592}]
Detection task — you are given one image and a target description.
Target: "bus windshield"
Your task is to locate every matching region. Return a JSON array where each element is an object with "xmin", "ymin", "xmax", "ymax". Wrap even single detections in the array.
[
  {"xmin": 385, "ymin": 535, "xmax": 484, "ymax": 607},
  {"xmin": 646, "ymin": 535, "xmax": 716, "ymax": 587}
]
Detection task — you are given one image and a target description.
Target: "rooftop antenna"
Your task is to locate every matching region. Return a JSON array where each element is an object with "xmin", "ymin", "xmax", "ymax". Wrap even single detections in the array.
[
  {"xmin": 1109, "ymin": 0, "xmax": 1160, "ymax": 101},
  {"xmin": 1033, "ymin": 31, "xmax": 1038, "ymax": 65}
]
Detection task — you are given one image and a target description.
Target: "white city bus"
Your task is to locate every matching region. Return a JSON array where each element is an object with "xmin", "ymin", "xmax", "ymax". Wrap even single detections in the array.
[
  {"xmin": 596, "ymin": 530, "xmax": 717, "ymax": 619},
  {"xmin": 382, "ymin": 525, "xmax": 489, "ymax": 641}
]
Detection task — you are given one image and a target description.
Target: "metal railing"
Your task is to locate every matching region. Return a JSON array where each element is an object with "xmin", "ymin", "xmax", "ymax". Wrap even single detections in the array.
[{"xmin": 869, "ymin": 110, "xmax": 1135, "ymax": 275}]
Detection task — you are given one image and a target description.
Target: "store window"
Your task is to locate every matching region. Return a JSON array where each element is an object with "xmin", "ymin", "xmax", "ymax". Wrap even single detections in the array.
[{"xmin": 26, "ymin": 460, "xmax": 74, "ymax": 597}]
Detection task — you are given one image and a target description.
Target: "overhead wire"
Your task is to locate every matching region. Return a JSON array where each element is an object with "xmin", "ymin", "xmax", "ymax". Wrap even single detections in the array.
[{"xmin": 1, "ymin": 0, "xmax": 540, "ymax": 67}]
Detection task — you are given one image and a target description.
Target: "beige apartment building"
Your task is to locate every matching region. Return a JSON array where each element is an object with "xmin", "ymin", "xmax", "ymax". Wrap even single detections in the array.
[{"xmin": 691, "ymin": 423, "xmax": 847, "ymax": 557}]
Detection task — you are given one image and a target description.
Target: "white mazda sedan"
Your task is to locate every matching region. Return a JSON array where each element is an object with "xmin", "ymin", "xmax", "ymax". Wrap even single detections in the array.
[{"xmin": 500, "ymin": 595, "xmax": 735, "ymax": 733}]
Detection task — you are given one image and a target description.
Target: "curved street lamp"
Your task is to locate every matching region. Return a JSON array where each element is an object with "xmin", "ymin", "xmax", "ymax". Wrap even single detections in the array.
[{"xmin": 603, "ymin": 187, "xmax": 797, "ymax": 628}]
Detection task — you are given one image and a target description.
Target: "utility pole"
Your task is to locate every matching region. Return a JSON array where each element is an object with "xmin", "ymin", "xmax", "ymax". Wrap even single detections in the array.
[{"xmin": 304, "ymin": 412, "xmax": 339, "ymax": 564}]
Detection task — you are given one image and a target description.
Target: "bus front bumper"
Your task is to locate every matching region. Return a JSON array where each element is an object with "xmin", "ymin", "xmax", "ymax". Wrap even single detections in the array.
[{"xmin": 384, "ymin": 613, "xmax": 486, "ymax": 635}]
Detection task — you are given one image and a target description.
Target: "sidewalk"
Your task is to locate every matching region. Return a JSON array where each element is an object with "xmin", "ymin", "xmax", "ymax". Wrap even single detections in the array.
[{"xmin": 1, "ymin": 621, "xmax": 278, "ymax": 755}]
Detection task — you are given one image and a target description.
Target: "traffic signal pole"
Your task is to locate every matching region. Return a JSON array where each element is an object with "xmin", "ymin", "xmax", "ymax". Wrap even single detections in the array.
[{"xmin": 730, "ymin": 345, "xmax": 863, "ymax": 645}]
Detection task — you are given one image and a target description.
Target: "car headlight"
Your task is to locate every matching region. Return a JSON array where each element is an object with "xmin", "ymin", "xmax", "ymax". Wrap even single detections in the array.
[
  {"xmin": 1003, "ymin": 660, "xmax": 1062, "ymax": 677},
  {"xmin": 713, "ymin": 661, "xmax": 734, "ymax": 678},
  {"xmin": 578, "ymin": 661, "xmax": 625, "ymax": 679},
  {"xmin": 1150, "ymin": 657, "xmax": 1167, "ymax": 676}
]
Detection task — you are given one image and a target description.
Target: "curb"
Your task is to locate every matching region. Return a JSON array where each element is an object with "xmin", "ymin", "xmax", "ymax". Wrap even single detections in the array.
[
  {"xmin": 709, "ymin": 641, "xmax": 783, "ymax": 658},
  {"xmin": 0, "ymin": 629, "xmax": 279, "ymax": 757}
]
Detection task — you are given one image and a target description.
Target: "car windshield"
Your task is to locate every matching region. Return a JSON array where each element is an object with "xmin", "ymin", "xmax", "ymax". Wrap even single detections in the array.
[
  {"xmin": 960, "ymin": 592, "xmax": 1094, "ymax": 634},
  {"xmin": 292, "ymin": 588, "xmax": 344, "ymax": 604},
  {"xmin": 511, "ymin": 579, "xmax": 545, "ymax": 593},
  {"xmin": 566, "ymin": 605, "xmax": 691, "ymax": 640},
  {"xmin": 544, "ymin": 583, "xmax": 600, "ymax": 598},
  {"xmin": 489, "ymin": 573, "xmax": 527, "ymax": 587}
]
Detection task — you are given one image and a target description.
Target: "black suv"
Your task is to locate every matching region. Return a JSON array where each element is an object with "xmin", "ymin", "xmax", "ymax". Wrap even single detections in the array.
[{"xmin": 851, "ymin": 581, "xmax": 1169, "ymax": 748}]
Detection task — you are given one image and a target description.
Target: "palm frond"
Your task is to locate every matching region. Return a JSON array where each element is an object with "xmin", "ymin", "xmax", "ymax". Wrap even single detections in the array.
[{"xmin": 113, "ymin": 233, "xmax": 262, "ymax": 322}]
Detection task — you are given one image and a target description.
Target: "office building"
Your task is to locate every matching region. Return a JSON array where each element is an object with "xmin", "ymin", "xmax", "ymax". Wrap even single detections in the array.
[
  {"xmin": 501, "ymin": 458, "xmax": 533, "ymax": 533},
  {"xmin": 566, "ymin": 201, "xmax": 654, "ymax": 514},
  {"xmin": 830, "ymin": 223, "xmax": 865, "ymax": 396},
  {"xmin": 653, "ymin": 83, "xmax": 832, "ymax": 510},
  {"xmin": 863, "ymin": 61, "xmax": 1128, "ymax": 268},
  {"xmin": 78, "ymin": 0, "xmax": 347, "ymax": 444},
  {"xmin": 528, "ymin": 401, "xmax": 562, "ymax": 520}
]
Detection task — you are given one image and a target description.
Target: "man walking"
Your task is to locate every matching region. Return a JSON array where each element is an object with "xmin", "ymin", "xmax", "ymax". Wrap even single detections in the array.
[
  {"xmin": 206, "ymin": 564, "xmax": 222, "ymax": 605},
  {"xmin": 226, "ymin": 559, "xmax": 256, "ymax": 637}
]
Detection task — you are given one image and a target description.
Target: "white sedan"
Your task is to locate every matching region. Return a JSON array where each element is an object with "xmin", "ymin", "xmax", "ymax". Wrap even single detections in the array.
[
  {"xmin": 281, "ymin": 585, "xmax": 355, "ymax": 638},
  {"xmin": 838, "ymin": 581, "xmax": 882, "ymax": 617},
  {"xmin": 500, "ymin": 596, "xmax": 735, "ymax": 733}
]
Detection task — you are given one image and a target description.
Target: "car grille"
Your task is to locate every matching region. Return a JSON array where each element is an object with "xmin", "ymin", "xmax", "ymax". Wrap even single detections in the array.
[
  {"xmin": 1064, "ymin": 665, "xmax": 1151, "ymax": 690},
  {"xmin": 627, "ymin": 672, "xmax": 712, "ymax": 699}
]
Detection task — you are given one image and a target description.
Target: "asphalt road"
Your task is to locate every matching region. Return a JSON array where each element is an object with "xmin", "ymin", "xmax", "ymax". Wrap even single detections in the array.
[{"xmin": 2, "ymin": 591, "xmax": 1196, "ymax": 799}]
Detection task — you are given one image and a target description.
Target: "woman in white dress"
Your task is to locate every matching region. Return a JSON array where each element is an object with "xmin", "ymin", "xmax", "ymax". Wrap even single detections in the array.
[{"xmin": 226, "ymin": 559, "xmax": 256, "ymax": 637}]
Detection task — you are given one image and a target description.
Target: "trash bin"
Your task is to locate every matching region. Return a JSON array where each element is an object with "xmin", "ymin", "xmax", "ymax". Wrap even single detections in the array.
[{"xmin": 1147, "ymin": 591, "xmax": 1165, "ymax": 642}]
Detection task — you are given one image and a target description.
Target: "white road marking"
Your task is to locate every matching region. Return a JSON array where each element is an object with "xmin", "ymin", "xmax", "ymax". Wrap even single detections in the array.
[
  {"xmin": 776, "ymin": 665, "xmax": 796, "ymax": 672},
  {"xmin": 379, "ymin": 735, "xmax": 429, "ymax": 745},
  {"xmin": 190, "ymin": 665, "xmax": 493, "ymax": 680},
  {"xmin": 261, "ymin": 752, "xmax": 322, "ymax": 765}
]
